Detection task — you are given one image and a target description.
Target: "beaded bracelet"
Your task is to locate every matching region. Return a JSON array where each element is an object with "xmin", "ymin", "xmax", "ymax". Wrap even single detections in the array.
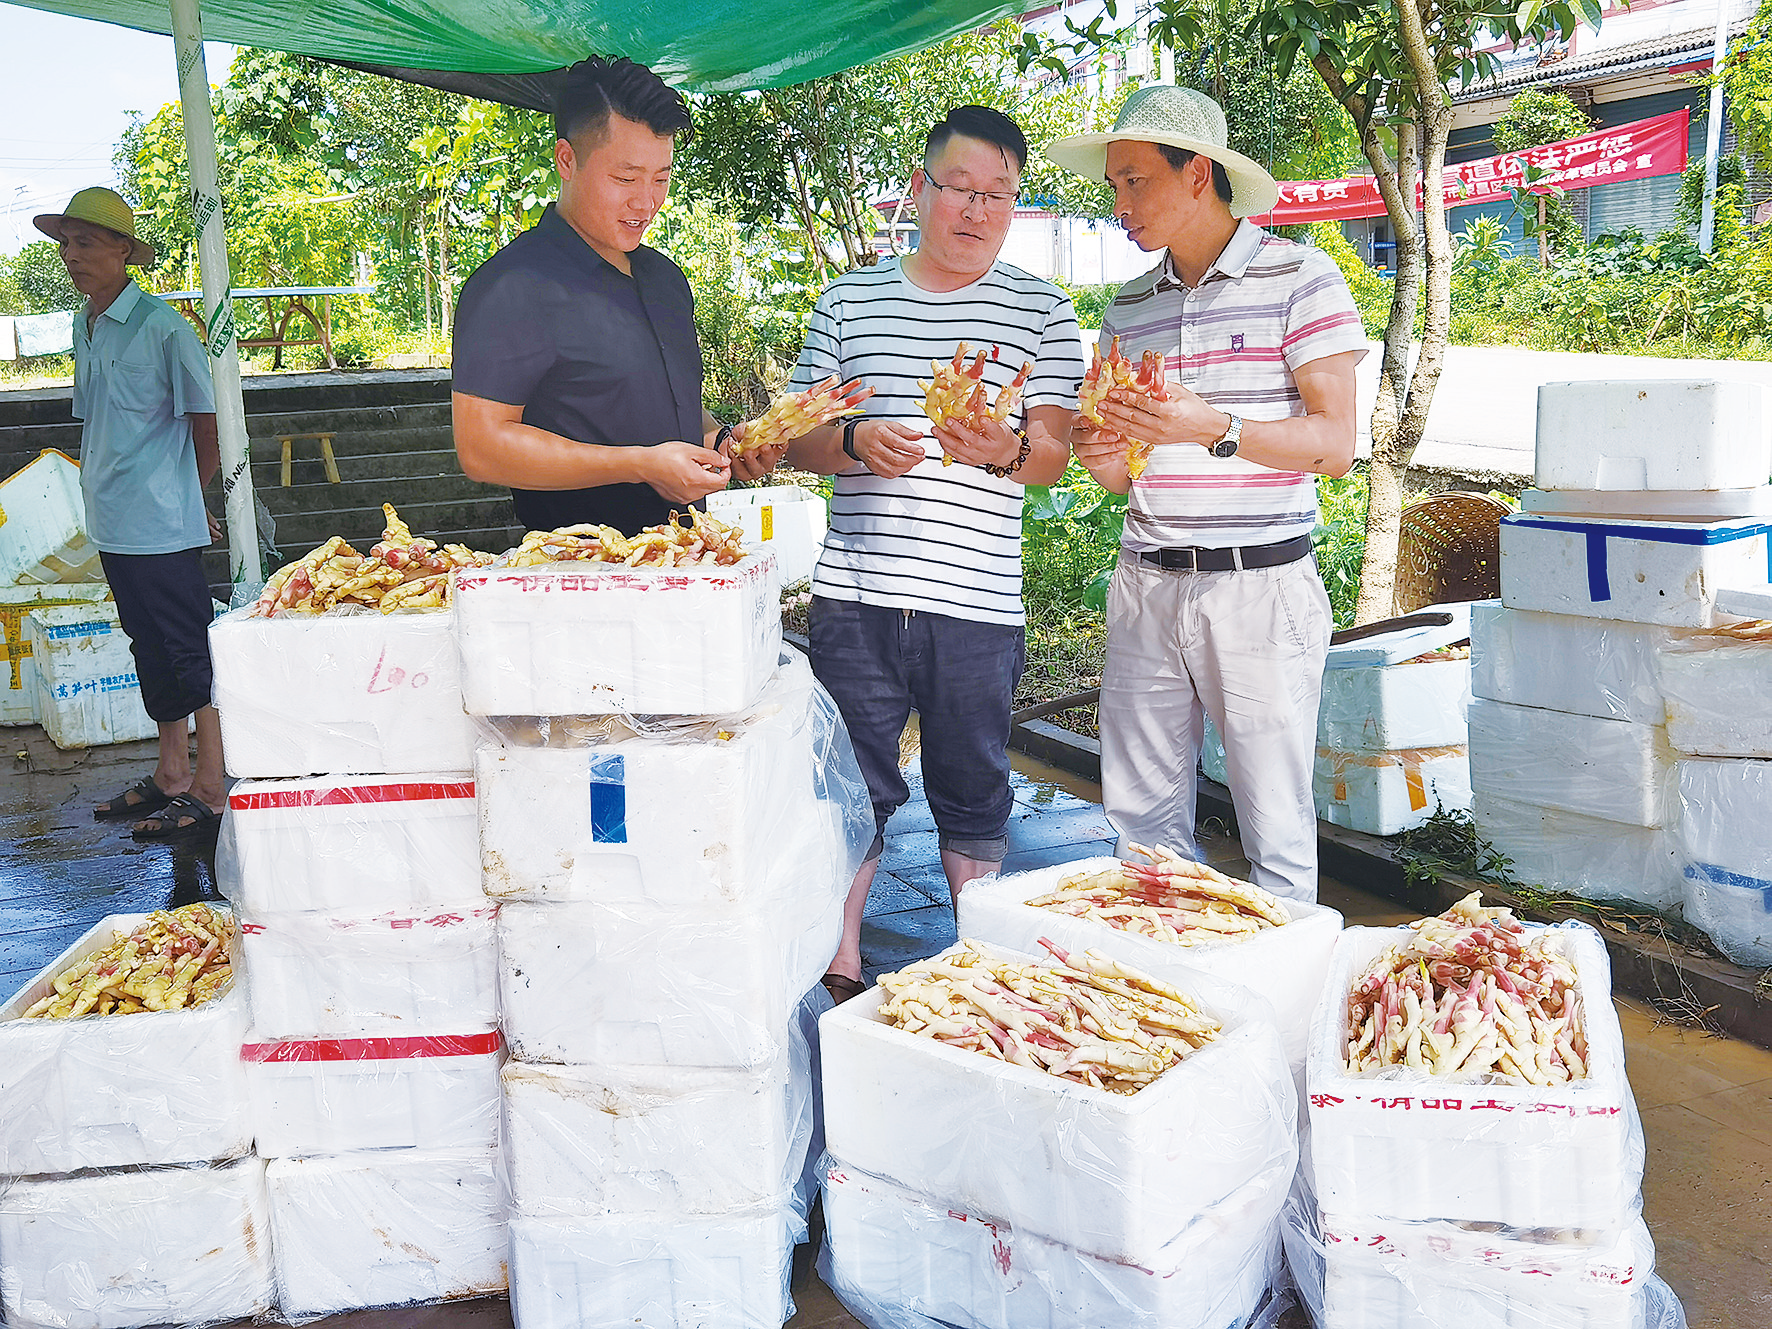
[{"xmin": 981, "ymin": 431, "xmax": 1032, "ymax": 479}]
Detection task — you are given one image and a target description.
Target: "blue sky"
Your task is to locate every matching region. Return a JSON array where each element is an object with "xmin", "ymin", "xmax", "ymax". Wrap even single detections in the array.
[{"xmin": 0, "ymin": 4, "xmax": 232, "ymax": 254}]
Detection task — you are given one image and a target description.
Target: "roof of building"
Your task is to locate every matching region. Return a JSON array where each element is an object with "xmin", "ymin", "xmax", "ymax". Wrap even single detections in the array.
[{"xmin": 1455, "ymin": 18, "xmax": 1750, "ymax": 102}]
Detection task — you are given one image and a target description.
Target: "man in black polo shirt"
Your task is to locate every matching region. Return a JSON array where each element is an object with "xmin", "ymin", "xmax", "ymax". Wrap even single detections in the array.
[{"xmin": 453, "ymin": 56, "xmax": 782, "ymax": 531}]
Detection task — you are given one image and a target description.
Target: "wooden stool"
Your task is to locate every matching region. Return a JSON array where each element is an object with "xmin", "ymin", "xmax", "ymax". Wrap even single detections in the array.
[{"xmin": 279, "ymin": 433, "xmax": 341, "ymax": 487}]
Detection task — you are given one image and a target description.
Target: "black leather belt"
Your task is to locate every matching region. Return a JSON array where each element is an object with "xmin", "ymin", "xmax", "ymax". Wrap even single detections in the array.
[{"xmin": 1137, "ymin": 533, "xmax": 1313, "ymax": 573}]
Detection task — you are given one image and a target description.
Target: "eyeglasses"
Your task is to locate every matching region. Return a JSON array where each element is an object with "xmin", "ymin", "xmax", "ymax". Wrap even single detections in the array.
[{"xmin": 922, "ymin": 174, "xmax": 1020, "ymax": 212}]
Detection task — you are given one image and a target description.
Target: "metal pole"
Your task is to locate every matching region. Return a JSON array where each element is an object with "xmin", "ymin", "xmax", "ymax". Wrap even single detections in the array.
[
  {"xmin": 1699, "ymin": 0, "xmax": 1732, "ymax": 253},
  {"xmin": 168, "ymin": 0, "xmax": 262, "ymax": 587}
]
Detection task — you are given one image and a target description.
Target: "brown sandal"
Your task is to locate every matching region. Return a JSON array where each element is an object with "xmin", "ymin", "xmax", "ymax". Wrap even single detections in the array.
[{"xmin": 820, "ymin": 972, "xmax": 866, "ymax": 1005}]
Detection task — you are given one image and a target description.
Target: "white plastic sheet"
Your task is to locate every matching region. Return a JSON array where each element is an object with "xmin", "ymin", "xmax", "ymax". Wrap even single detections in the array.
[
  {"xmin": 1677, "ymin": 758, "xmax": 1772, "ymax": 966},
  {"xmin": 820, "ymin": 940, "xmax": 1296, "ymax": 1265},
  {"xmin": 1467, "ymin": 696, "xmax": 1678, "ymax": 828},
  {"xmin": 1473, "ymin": 791, "xmax": 1685, "ymax": 912},
  {"xmin": 1469, "ymin": 600, "xmax": 1667, "ymax": 726},
  {"xmin": 1317, "ymin": 658, "xmax": 1470, "ymax": 752},
  {"xmin": 1314, "ymin": 744, "xmax": 1471, "ymax": 836},
  {"xmin": 1659, "ymin": 634, "xmax": 1772, "ymax": 758}
]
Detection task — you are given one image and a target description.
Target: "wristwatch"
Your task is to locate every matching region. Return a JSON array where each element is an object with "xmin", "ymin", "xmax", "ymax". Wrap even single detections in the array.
[
  {"xmin": 842, "ymin": 418, "xmax": 863, "ymax": 462},
  {"xmin": 1211, "ymin": 414, "xmax": 1243, "ymax": 459},
  {"xmin": 714, "ymin": 423, "xmax": 736, "ymax": 452}
]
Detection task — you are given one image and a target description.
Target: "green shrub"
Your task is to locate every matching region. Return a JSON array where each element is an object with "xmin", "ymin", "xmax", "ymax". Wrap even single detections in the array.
[
  {"xmin": 1309, "ymin": 222, "xmax": 1389, "ymax": 338},
  {"xmin": 1054, "ymin": 279, "xmax": 1114, "ymax": 331}
]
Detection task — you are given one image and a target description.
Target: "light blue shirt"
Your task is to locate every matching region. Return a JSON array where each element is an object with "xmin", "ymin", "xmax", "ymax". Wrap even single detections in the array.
[{"xmin": 71, "ymin": 280, "xmax": 215, "ymax": 555}]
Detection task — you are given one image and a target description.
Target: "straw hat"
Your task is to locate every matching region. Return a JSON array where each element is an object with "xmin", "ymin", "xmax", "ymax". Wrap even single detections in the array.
[
  {"xmin": 34, "ymin": 188, "xmax": 156, "ymax": 267},
  {"xmin": 1045, "ymin": 86, "xmax": 1280, "ymax": 220}
]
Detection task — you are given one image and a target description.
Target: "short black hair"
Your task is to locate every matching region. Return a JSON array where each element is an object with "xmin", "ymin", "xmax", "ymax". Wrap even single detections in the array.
[
  {"xmin": 554, "ymin": 55, "xmax": 693, "ymax": 148},
  {"xmin": 1156, "ymin": 145, "xmax": 1233, "ymax": 204},
  {"xmin": 924, "ymin": 105, "xmax": 1027, "ymax": 174}
]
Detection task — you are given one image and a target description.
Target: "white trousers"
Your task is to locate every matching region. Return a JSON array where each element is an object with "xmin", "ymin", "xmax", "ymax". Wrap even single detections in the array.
[{"xmin": 1099, "ymin": 549, "xmax": 1330, "ymax": 902}]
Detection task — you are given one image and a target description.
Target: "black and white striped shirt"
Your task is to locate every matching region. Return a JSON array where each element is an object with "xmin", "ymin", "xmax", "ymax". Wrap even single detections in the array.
[{"xmin": 790, "ymin": 259, "xmax": 1084, "ymax": 626}]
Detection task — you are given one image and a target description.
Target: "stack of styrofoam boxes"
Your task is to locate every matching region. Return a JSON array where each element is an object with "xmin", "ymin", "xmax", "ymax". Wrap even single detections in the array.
[
  {"xmin": 210, "ymin": 603, "xmax": 507, "ymax": 1319},
  {"xmin": 0, "ymin": 584, "xmax": 111, "ymax": 726},
  {"xmin": 819, "ymin": 937, "xmax": 1298, "ymax": 1329},
  {"xmin": 1199, "ymin": 605, "xmax": 1473, "ymax": 836},
  {"xmin": 456, "ymin": 553, "xmax": 862, "ymax": 1329},
  {"xmin": 1472, "ymin": 379, "xmax": 1772, "ymax": 913},
  {"xmin": 0, "ymin": 910, "xmax": 272, "ymax": 1329},
  {"xmin": 1299, "ymin": 922, "xmax": 1676, "ymax": 1328},
  {"xmin": 706, "ymin": 483, "xmax": 828, "ymax": 587},
  {"xmin": 26, "ymin": 600, "xmax": 164, "ymax": 747}
]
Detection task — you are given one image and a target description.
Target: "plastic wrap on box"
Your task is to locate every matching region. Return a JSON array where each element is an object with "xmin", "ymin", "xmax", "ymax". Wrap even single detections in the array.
[
  {"xmin": 1306, "ymin": 924, "xmax": 1641, "ymax": 1236},
  {"xmin": 477, "ymin": 652, "xmax": 872, "ymax": 908},
  {"xmin": 452, "ymin": 552, "xmax": 782, "ymax": 717},
  {"xmin": 504, "ymin": 1048, "xmax": 810, "ymax": 1218},
  {"xmin": 266, "ymin": 1145, "xmax": 507, "ymax": 1320},
  {"xmin": 1498, "ymin": 512, "xmax": 1772, "ymax": 627},
  {"xmin": 1534, "ymin": 379, "xmax": 1769, "ymax": 492},
  {"xmin": 499, "ymin": 894, "xmax": 835, "ymax": 1069},
  {"xmin": 820, "ymin": 940, "xmax": 1296, "ymax": 1265},
  {"xmin": 0, "ymin": 449, "xmax": 95, "ymax": 587},
  {"xmin": 1467, "ymin": 696, "xmax": 1678, "ymax": 828},
  {"xmin": 0, "ymin": 584, "xmax": 111, "ymax": 725},
  {"xmin": 243, "ymin": 1029, "xmax": 504, "ymax": 1158},
  {"xmin": 1317, "ymin": 659, "xmax": 1471, "ymax": 752},
  {"xmin": 240, "ymin": 905, "xmax": 499, "ymax": 1040},
  {"xmin": 26, "ymin": 603, "xmax": 158, "ymax": 748},
  {"xmin": 508, "ymin": 1206, "xmax": 793, "ymax": 1329},
  {"xmin": 1470, "ymin": 600, "xmax": 1667, "ymax": 725},
  {"xmin": 705, "ymin": 485, "xmax": 828, "ymax": 586},
  {"xmin": 957, "ymin": 856, "xmax": 1343, "ymax": 1076},
  {"xmin": 1314, "ymin": 744, "xmax": 1471, "ymax": 836},
  {"xmin": 1200, "ymin": 714, "xmax": 1228, "ymax": 786},
  {"xmin": 0, "ymin": 1156, "xmax": 273, "ymax": 1329},
  {"xmin": 219, "ymin": 773, "xmax": 481, "ymax": 917},
  {"xmin": 1678, "ymin": 758, "xmax": 1772, "ymax": 966},
  {"xmin": 0, "ymin": 911, "xmax": 250, "ymax": 1175},
  {"xmin": 1659, "ymin": 634, "xmax": 1772, "ymax": 757},
  {"xmin": 209, "ymin": 605, "xmax": 476, "ymax": 778},
  {"xmin": 1473, "ymin": 791, "xmax": 1684, "ymax": 912},
  {"xmin": 818, "ymin": 1151, "xmax": 1287, "ymax": 1329}
]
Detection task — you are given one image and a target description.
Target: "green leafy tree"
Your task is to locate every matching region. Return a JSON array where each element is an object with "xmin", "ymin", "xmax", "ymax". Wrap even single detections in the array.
[
  {"xmin": 1493, "ymin": 89, "xmax": 1590, "ymax": 264},
  {"xmin": 0, "ymin": 254, "xmax": 27, "ymax": 317},
  {"xmin": 1724, "ymin": 0, "xmax": 1772, "ymax": 167},
  {"xmin": 10, "ymin": 241, "xmax": 79, "ymax": 314}
]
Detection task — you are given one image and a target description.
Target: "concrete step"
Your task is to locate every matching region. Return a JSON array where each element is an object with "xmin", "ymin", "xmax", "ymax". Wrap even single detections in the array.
[
  {"xmin": 0, "ymin": 369, "xmax": 454, "ymax": 431},
  {"xmin": 256, "ymin": 472, "xmax": 504, "ymax": 521},
  {"xmin": 245, "ymin": 401, "xmax": 452, "ymax": 439},
  {"xmin": 2, "ymin": 417, "xmax": 457, "ymax": 479},
  {"xmin": 252, "ymin": 447, "xmax": 468, "ymax": 489}
]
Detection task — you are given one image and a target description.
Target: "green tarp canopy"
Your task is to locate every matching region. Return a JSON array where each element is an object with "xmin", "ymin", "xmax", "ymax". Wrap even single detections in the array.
[{"xmin": 11, "ymin": 0, "xmax": 1021, "ymax": 96}]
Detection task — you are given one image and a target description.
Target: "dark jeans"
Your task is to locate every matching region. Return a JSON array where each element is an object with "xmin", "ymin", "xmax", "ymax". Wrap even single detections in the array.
[
  {"xmin": 809, "ymin": 596, "xmax": 1025, "ymax": 862},
  {"xmin": 100, "ymin": 548, "xmax": 215, "ymax": 723}
]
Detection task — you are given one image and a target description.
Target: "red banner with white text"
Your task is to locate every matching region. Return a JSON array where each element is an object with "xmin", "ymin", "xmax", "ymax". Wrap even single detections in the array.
[{"xmin": 1256, "ymin": 109, "xmax": 1690, "ymax": 226}]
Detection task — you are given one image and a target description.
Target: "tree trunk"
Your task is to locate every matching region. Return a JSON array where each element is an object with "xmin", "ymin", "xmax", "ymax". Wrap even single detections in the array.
[{"xmin": 437, "ymin": 195, "xmax": 453, "ymax": 341}]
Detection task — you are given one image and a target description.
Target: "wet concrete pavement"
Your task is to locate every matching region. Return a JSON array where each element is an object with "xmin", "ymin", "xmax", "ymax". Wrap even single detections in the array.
[{"xmin": 3, "ymin": 728, "xmax": 1768, "ymax": 1328}]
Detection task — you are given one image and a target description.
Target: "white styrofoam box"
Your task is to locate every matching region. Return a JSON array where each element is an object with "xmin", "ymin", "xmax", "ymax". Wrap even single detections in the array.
[
  {"xmin": 0, "ymin": 910, "xmax": 250, "ymax": 1175},
  {"xmin": 957, "ymin": 856, "xmax": 1344, "ymax": 1076},
  {"xmin": 820, "ymin": 941, "xmax": 1296, "ymax": 1265},
  {"xmin": 242, "ymin": 1028, "xmax": 505, "ymax": 1157},
  {"xmin": 499, "ymin": 898, "xmax": 830, "ymax": 1068},
  {"xmin": 220, "ymin": 772, "xmax": 481, "ymax": 916},
  {"xmin": 1317, "ymin": 658, "xmax": 1471, "ymax": 752},
  {"xmin": 705, "ymin": 485, "xmax": 827, "ymax": 587},
  {"xmin": 1470, "ymin": 600, "xmax": 1668, "ymax": 725},
  {"xmin": 1314, "ymin": 744, "xmax": 1471, "ymax": 837},
  {"xmin": 509, "ymin": 1207, "xmax": 792, "ymax": 1329},
  {"xmin": 1498, "ymin": 511, "xmax": 1772, "ymax": 628},
  {"xmin": 26, "ymin": 602, "xmax": 158, "ymax": 748},
  {"xmin": 0, "ymin": 1156, "xmax": 273, "ymax": 1329},
  {"xmin": 1307, "ymin": 924, "xmax": 1640, "ymax": 1235},
  {"xmin": 1321, "ymin": 1213, "xmax": 1657, "ymax": 1329},
  {"xmin": 1467, "ymin": 696, "xmax": 1677, "ymax": 828},
  {"xmin": 1323, "ymin": 601, "xmax": 1472, "ymax": 668},
  {"xmin": 1659, "ymin": 635, "xmax": 1772, "ymax": 757},
  {"xmin": 0, "ymin": 583, "xmax": 110, "ymax": 725},
  {"xmin": 452, "ymin": 552, "xmax": 781, "ymax": 717},
  {"xmin": 209, "ymin": 605, "xmax": 476, "ymax": 778},
  {"xmin": 1520, "ymin": 485, "xmax": 1772, "ymax": 519},
  {"xmin": 1678, "ymin": 758, "xmax": 1772, "ymax": 966},
  {"xmin": 504, "ymin": 1054, "xmax": 809, "ymax": 1218},
  {"xmin": 266, "ymin": 1146, "xmax": 507, "ymax": 1319},
  {"xmin": 240, "ymin": 905, "xmax": 499, "ymax": 1040},
  {"xmin": 478, "ymin": 653, "xmax": 849, "ymax": 907},
  {"xmin": 1534, "ymin": 379, "xmax": 1771, "ymax": 492},
  {"xmin": 0, "ymin": 449, "xmax": 97, "ymax": 587},
  {"xmin": 1473, "ymin": 792, "xmax": 1684, "ymax": 912},
  {"xmin": 820, "ymin": 1153, "xmax": 1286, "ymax": 1329}
]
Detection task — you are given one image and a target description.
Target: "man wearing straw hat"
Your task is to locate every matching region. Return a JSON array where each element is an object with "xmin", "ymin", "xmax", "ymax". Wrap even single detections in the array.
[
  {"xmin": 1046, "ymin": 88, "xmax": 1367, "ymax": 903},
  {"xmin": 36, "ymin": 187, "xmax": 226, "ymax": 839}
]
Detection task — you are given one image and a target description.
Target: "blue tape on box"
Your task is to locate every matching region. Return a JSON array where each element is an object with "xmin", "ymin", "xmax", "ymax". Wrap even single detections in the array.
[
  {"xmin": 1502, "ymin": 514, "xmax": 1772, "ymax": 603},
  {"xmin": 1684, "ymin": 860, "xmax": 1772, "ymax": 910},
  {"xmin": 588, "ymin": 753, "xmax": 627, "ymax": 844}
]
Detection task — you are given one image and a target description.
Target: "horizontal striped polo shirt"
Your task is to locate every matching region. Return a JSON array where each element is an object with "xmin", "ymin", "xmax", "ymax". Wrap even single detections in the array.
[
  {"xmin": 790, "ymin": 258, "xmax": 1084, "ymax": 626},
  {"xmin": 1101, "ymin": 220, "xmax": 1368, "ymax": 552}
]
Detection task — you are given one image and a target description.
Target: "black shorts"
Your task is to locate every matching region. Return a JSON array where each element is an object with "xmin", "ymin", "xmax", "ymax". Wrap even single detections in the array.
[{"xmin": 99, "ymin": 548, "xmax": 215, "ymax": 723}]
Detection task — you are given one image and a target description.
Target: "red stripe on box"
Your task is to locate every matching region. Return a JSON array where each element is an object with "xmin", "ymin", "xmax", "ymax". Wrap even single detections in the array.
[
  {"xmin": 240, "ymin": 1029, "xmax": 503, "ymax": 1063},
  {"xmin": 230, "ymin": 780, "xmax": 474, "ymax": 811}
]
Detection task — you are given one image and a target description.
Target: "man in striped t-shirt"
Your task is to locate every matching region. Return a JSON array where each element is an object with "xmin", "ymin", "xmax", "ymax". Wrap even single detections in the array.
[
  {"xmin": 782, "ymin": 106, "xmax": 1085, "ymax": 1003},
  {"xmin": 1047, "ymin": 88, "xmax": 1366, "ymax": 903}
]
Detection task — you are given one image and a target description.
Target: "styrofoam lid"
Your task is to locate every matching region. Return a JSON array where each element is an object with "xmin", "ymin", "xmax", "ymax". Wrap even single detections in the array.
[{"xmin": 1325, "ymin": 601, "xmax": 1473, "ymax": 668}]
